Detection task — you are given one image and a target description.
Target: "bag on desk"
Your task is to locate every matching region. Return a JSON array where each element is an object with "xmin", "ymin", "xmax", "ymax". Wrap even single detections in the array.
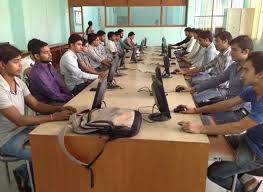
[{"xmin": 58, "ymin": 107, "xmax": 142, "ymax": 188}]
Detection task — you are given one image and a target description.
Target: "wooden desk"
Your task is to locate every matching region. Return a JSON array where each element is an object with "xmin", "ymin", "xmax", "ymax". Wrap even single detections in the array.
[{"xmin": 29, "ymin": 47, "xmax": 229, "ymax": 192}]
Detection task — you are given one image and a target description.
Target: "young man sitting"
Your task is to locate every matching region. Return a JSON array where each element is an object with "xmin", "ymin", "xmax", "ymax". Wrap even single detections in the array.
[
  {"xmin": 176, "ymin": 36, "xmax": 253, "ymax": 124},
  {"xmin": 107, "ymin": 31, "xmax": 118, "ymax": 56},
  {"xmin": 96, "ymin": 30, "xmax": 113, "ymax": 61},
  {"xmin": 76, "ymin": 38, "xmax": 106, "ymax": 78},
  {"xmin": 60, "ymin": 34, "xmax": 98, "ymax": 96},
  {"xmin": 178, "ymin": 51, "xmax": 263, "ymax": 192},
  {"xmin": 0, "ymin": 44, "xmax": 76, "ymax": 191},
  {"xmin": 114, "ymin": 31, "xmax": 125, "ymax": 58},
  {"xmin": 124, "ymin": 32, "xmax": 136, "ymax": 49},
  {"xmin": 118, "ymin": 29, "xmax": 131, "ymax": 51},
  {"xmin": 86, "ymin": 33, "xmax": 112, "ymax": 71},
  {"xmin": 28, "ymin": 39, "xmax": 73, "ymax": 104}
]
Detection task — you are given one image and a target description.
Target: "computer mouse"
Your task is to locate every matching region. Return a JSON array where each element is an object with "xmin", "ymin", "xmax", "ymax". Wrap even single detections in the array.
[
  {"xmin": 175, "ymin": 86, "xmax": 185, "ymax": 92},
  {"xmin": 90, "ymin": 88, "xmax": 97, "ymax": 92},
  {"xmin": 173, "ymin": 105, "xmax": 187, "ymax": 113}
]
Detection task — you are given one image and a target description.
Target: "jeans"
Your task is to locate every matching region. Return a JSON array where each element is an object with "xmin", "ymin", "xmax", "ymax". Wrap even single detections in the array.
[
  {"xmin": 71, "ymin": 82, "xmax": 89, "ymax": 96},
  {"xmin": 212, "ymin": 109, "xmax": 247, "ymax": 124},
  {"xmin": 191, "ymin": 72, "xmax": 211, "ymax": 86},
  {"xmin": 193, "ymin": 88, "xmax": 227, "ymax": 104},
  {"xmin": 208, "ymin": 134, "xmax": 263, "ymax": 192},
  {"xmin": 0, "ymin": 126, "xmax": 36, "ymax": 179}
]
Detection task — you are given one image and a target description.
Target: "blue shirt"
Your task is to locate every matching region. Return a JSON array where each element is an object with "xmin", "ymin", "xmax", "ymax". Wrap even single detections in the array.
[{"xmin": 240, "ymin": 87, "xmax": 263, "ymax": 158}]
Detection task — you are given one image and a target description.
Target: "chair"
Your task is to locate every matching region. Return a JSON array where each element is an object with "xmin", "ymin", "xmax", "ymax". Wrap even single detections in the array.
[
  {"xmin": 231, "ymin": 167, "xmax": 263, "ymax": 192},
  {"xmin": 0, "ymin": 155, "xmax": 21, "ymax": 183}
]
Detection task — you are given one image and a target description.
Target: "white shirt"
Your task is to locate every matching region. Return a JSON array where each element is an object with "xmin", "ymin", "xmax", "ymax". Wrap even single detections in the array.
[
  {"xmin": 20, "ymin": 55, "xmax": 35, "ymax": 79},
  {"xmin": 185, "ymin": 41, "xmax": 200, "ymax": 60},
  {"xmin": 184, "ymin": 37, "xmax": 196, "ymax": 52},
  {"xmin": 60, "ymin": 50, "xmax": 98, "ymax": 91},
  {"xmin": 107, "ymin": 40, "xmax": 117, "ymax": 53},
  {"xmin": 0, "ymin": 75, "xmax": 30, "ymax": 147},
  {"xmin": 191, "ymin": 47, "xmax": 206, "ymax": 68}
]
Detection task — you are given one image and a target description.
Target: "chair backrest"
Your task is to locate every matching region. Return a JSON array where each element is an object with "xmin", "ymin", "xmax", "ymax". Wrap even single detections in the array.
[{"xmin": 0, "ymin": 155, "xmax": 21, "ymax": 162}]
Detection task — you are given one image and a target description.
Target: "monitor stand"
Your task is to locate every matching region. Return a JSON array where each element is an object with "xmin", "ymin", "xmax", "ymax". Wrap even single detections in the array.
[
  {"xmin": 148, "ymin": 113, "xmax": 170, "ymax": 122},
  {"xmin": 162, "ymin": 72, "xmax": 171, "ymax": 78},
  {"xmin": 107, "ymin": 82, "xmax": 122, "ymax": 89}
]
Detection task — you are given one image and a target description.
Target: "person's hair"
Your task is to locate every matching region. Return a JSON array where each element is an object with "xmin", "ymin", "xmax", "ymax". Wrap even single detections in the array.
[
  {"xmin": 184, "ymin": 27, "xmax": 192, "ymax": 32},
  {"xmin": 194, "ymin": 29, "xmax": 202, "ymax": 35},
  {"xmin": 115, "ymin": 31, "xmax": 121, "ymax": 36},
  {"xmin": 214, "ymin": 31, "xmax": 232, "ymax": 43},
  {"xmin": 117, "ymin": 29, "xmax": 124, "ymax": 33},
  {"xmin": 68, "ymin": 34, "xmax": 83, "ymax": 45},
  {"xmin": 108, "ymin": 31, "xmax": 115, "ymax": 40},
  {"xmin": 82, "ymin": 38, "xmax": 88, "ymax": 46},
  {"xmin": 230, "ymin": 35, "xmax": 253, "ymax": 51},
  {"xmin": 128, "ymin": 32, "xmax": 135, "ymax": 37},
  {"xmin": 188, "ymin": 28, "xmax": 195, "ymax": 33},
  {"xmin": 31, "ymin": 40, "xmax": 48, "ymax": 55},
  {"xmin": 198, "ymin": 30, "xmax": 213, "ymax": 42},
  {"xmin": 97, "ymin": 30, "xmax": 106, "ymax": 37},
  {"xmin": 27, "ymin": 38, "xmax": 39, "ymax": 52},
  {"xmin": 85, "ymin": 21, "xmax": 93, "ymax": 35},
  {"xmin": 246, "ymin": 51, "xmax": 263, "ymax": 74},
  {"xmin": 88, "ymin": 33, "xmax": 98, "ymax": 45},
  {"xmin": 0, "ymin": 44, "xmax": 22, "ymax": 64}
]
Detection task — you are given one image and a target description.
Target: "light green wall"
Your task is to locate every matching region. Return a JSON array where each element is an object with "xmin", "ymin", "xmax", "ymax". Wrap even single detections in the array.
[
  {"xmin": 0, "ymin": 0, "xmax": 69, "ymax": 50},
  {"xmin": 0, "ymin": 0, "xmax": 13, "ymax": 44}
]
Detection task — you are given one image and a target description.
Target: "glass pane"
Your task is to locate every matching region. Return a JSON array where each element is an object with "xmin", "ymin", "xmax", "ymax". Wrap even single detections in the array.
[
  {"xmin": 162, "ymin": 6, "xmax": 186, "ymax": 25},
  {"xmin": 195, "ymin": 0, "xmax": 213, "ymax": 16},
  {"xmin": 231, "ymin": 0, "xmax": 244, "ymax": 8},
  {"xmin": 83, "ymin": 6, "xmax": 105, "ymax": 33},
  {"xmin": 70, "ymin": 7, "xmax": 83, "ymax": 33},
  {"xmin": 106, "ymin": 7, "xmax": 128, "ymax": 26},
  {"xmin": 213, "ymin": 0, "xmax": 231, "ymax": 16},
  {"xmin": 194, "ymin": 17, "xmax": 212, "ymax": 29},
  {"xmin": 130, "ymin": 7, "xmax": 160, "ymax": 26},
  {"xmin": 212, "ymin": 16, "xmax": 224, "ymax": 32},
  {"xmin": 257, "ymin": 13, "xmax": 263, "ymax": 39}
]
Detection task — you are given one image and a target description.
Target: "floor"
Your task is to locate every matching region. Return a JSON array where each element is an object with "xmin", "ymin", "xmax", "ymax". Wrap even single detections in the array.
[{"xmin": 0, "ymin": 161, "xmax": 262, "ymax": 192}]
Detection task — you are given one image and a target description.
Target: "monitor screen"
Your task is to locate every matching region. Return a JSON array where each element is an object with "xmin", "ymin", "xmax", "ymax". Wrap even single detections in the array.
[
  {"xmin": 107, "ymin": 56, "xmax": 120, "ymax": 83},
  {"xmin": 155, "ymin": 65, "xmax": 163, "ymax": 84},
  {"xmin": 163, "ymin": 55, "xmax": 170, "ymax": 76},
  {"xmin": 151, "ymin": 75, "xmax": 171, "ymax": 119},
  {"xmin": 92, "ymin": 77, "xmax": 107, "ymax": 109}
]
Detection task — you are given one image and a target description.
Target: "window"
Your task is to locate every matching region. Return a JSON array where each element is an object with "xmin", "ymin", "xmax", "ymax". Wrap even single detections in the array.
[
  {"xmin": 162, "ymin": 6, "xmax": 186, "ymax": 26},
  {"xmin": 130, "ymin": 7, "xmax": 160, "ymax": 26},
  {"xmin": 257, "ymin": 3, "xmax": 263, "ymax": 39},
  {"xmin": 70, "ymin": 7, "xmax": 83, "ymax": 33},
  {"xmin": 194, "ymin": 0, "xmax": 244, "ymax": 32},
  {"xmin": 83, "ymin": 6, "xmax": 105, "ymax": 32},
  {"xmin": 106, "ymin": 7, "xmax": 128, "ymax": 26}
]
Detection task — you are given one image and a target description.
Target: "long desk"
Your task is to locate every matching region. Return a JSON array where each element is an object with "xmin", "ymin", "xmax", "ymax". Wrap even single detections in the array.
[{"xmin": 29, "ymin": 47, "xmax": 233, "ymax": 192}]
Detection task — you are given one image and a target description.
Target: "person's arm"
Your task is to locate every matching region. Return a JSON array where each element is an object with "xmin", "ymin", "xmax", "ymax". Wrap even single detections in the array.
[
  {"xmin": 78, "ymin": 60, "xmax": 99, "ymax": 75},
  {"xmin": 175, "ymin": 37, "xmax": 190, "ymax": 46},
  {"xmin": 179, "ymin": 116, "xmax": 257, "ymax": 135},
  {"xmin": 181, "ymin": 96, "xmax": 243, "ymax": 114}
]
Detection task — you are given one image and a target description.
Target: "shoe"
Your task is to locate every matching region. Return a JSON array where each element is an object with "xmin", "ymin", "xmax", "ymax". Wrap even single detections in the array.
[{"xmin": 13, "ymin": 169, "xmax": 31, "ymax": 192}]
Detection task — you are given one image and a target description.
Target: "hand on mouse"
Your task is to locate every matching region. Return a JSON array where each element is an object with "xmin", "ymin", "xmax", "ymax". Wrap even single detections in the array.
[
  {"xmin": 178, "ymin": 121, "xmax": 204, "ymax": 134},
  {"xmin": 176, "ymin": 105, "xmax": 199, "ymax": 114}
]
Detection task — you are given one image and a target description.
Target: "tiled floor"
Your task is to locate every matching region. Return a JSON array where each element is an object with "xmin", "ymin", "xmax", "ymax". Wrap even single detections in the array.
[{"xmin": 0, "ymin": 161, "xmax": 262, "ymax": 192}]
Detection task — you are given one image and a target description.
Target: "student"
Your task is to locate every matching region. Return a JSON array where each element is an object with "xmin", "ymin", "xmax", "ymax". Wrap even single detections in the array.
[
  {"xmin": 124, "ymin": 32, "xmax": 136, "ymax": 49},
  {"xmin": 28, "ymin": 39, "xmax": 73, "ymax": 104},
  {"xmin": 178, "ymin": 51, "xmax": 263, "ymax": 192},
  {"xmin": 117, "ymin": 29, "xmax": 131, "ymax": 50},
  {"xmin": 0, "ymin": 44, "xmax": 76, "ymax": 191},
  {"xmin": 86, "ymin": 33, "xmax": 112, "ymax": 71},
  {"xmin": 114, "ymin": 31, "xmax": 125, "ymax": 58},
  {"xmin": 177, "ymin": 36, "xmax": 253, "ymax": 122},
  {"xmin": 183, "ymin": 29, "xmax": 202, "ymax": 61},
  {"xmin": 170, "ymin": 27, "xmax": 192, "ymax": 47},
  {"xmin": 20, "ymin": 39, "xmax": 38, "ymax": 80},
  {"xmin": 60, "ymin": 34, "xmax": 98, "ymax": 96},
  {"xmin": 97, "ymin": 30, "xmax": 113, "ymax": 61},
  {"xmin": 182, "ymin": 31, "xmax": 233, "ymax": 85},
  {"xmin": 107, "ymin": 31, "xmax": 118, "ymax": 55},
  {"xmin": 180, "ymin": 30, "xmax": 219, "ymax": 85},
  {"xmin": 174, "ymin": 28, "xmax": 196, "ymax": 56},
  {"xmin": 77, "ymin": 38, "xmax": 105, "ymax": 77}
]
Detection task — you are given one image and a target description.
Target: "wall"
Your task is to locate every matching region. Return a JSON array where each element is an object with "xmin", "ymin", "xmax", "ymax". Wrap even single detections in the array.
[
  {"xmin": 0, "ymin": 0, "xmax": 69, "ymax": 50},
  {"xmin": 105, "ymin": 0, "xmax": 195, "ymax": 46}
]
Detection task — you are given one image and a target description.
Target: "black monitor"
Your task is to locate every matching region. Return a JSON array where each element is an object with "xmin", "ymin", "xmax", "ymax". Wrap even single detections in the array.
[
  {"xmin": 144, "ymin": 38, "xmax": 147, "ymax": 47},
  {"xmin": 155, "ymin": 65, "xmax": 163, "ymax": 84},
  {"xmin": 139, "ymin": 39, "xmax": 144, "ymax": 53},
  {"xmin": 92, "ymin": 77, "xmax": 107, "ymax": 109},
  {"xmin": 107, "ymin": 56, "xmax": 121, "ymax": 89},
  {"xmin": 162, "ymin": 55, "xmax": 171, "ymax": 78},
  {"xmin": 148, "ymin": 76, "xmax": 171, "ymax": 121}
]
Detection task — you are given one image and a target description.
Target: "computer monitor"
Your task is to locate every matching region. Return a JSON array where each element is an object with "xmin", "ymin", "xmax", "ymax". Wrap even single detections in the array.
[
  {"xmin": 107, "ymin": 56, "xmax": 121, "ymax": 89},
  {"xmin": 139, "ymin": 39, "xmax": 144, "ymax": 53},
  {"xmin": 92, "ymin": 77, "xmax": 107, "ymax": 109},
  {"xmin": 148, "ymin": 76, "xmax": 171, "ymax": 121},
  {"xmin": 155, "ymin": 65, "xmax": 163, "ymax": 84},
  {"xmin": 144, "ymin": 38, "xmax": 147, "ymax": 47},
  {"xmin": 162, "ymin": 55, "xmax": 171, "ymax": 78}
]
